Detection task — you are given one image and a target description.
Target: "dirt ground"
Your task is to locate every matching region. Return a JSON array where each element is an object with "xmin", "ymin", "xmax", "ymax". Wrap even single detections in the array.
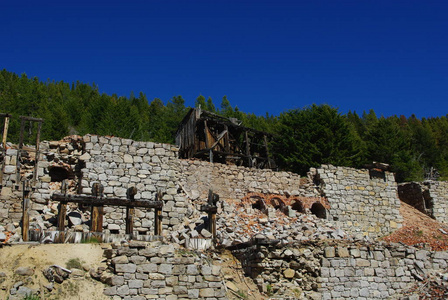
[
  {"xmin": 382, "ymin": 201, "xmax": 448, "ymax": 251},
  {"xmin": 0, "ymin": 243, "xmax": 110, "ymax": 300}
]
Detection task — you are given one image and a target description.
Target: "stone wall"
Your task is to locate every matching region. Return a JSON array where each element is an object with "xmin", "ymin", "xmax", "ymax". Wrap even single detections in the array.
[
  {"xmin": 311, "ymin": 165, "xmax": 403, "ymax": 239},
  {"xmin": 79, "ymin": 135, "xmax": 188, "ymax": 235},
  {"xmin": 0, "ymin": 135, "xmax": 411, "ymax": 241},
  {"xmin": 101, "ymin": 241, "xmax": 227, "ymax": 300},
  {"xmin": 398, "ymin": 181, "xmax": 448, "ymax": 224},
  {"xmin": 178, "ymin": 159, "xmax": 317, "ymax": 201},
  {"xmin": 232, "ymin": 240, "xmax": 448, "ymax": 299}
]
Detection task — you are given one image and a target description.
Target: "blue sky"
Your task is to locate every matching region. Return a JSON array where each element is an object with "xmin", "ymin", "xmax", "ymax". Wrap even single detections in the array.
[{"xmin": 1, "ymin": 0, "xmax": 447, "ymax": 118}]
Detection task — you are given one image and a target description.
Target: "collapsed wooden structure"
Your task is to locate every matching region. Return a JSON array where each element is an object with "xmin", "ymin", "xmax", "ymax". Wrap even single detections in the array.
[{"xmin": 176, "ymin": 108, "xmax": 275, "ymax": 169}]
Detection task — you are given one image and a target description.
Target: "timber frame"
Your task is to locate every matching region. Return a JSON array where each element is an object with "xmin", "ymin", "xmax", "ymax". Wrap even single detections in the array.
[{"xmin": 175, "ymin": 108, "xmax": 276, "ymax": 169}]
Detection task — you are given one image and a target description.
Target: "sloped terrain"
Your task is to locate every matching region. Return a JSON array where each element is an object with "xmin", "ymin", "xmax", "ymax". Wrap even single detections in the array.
[{"xmin": 383, "ymin": 201, "xmax": 448, "ymax": 251}]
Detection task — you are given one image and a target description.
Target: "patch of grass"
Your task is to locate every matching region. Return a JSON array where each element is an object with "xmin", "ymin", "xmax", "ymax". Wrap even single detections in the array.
[
  {"xmin": 266, "ymin": 284, "xmax": 273, "ymax": 296},
  {"xmin": 81, "ymin": 236, "xmax": 101, "ymax": 243},
  {"xmin": 66, "ymin": 258, "xmax": 83, "ymax": 270},
  {"xmin": 22, "ymin": 295, "xmax": 41, "ymax": 300},
  {"xmin": 416, "ymin": 230, "xmax": 423, "ymax": 237},
  {"xmin": 236, "ymin": 290, "xmax": 248, "ymax": 299}
]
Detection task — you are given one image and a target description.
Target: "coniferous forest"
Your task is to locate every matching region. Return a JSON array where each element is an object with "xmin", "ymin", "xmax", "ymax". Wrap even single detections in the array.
[{"xmin": 1, "ymin": 69, "xmax": 448, "ymax": 182}]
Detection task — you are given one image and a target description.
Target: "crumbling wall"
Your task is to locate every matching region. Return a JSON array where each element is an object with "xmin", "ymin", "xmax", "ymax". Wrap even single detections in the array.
[
  {"xmin": 311, "ymin": 164, "xmax": 403, "ymax": 239},
  {"xmin": 232, "ymin": 240, "xmax": 448, "ymax": 299},
  {"xmin": 101, "ymin": 241, "xmax": 227, "ymax": 300},
  {"xmin": 398, "ymin": 182, "xmax": 433, "ymax": 217},
  {"xmin": 178, "ymin": 159, "xmax": 317, "ymax": 201},
  {"xmin": 398, "ymin": 181, "xmax": 448, "ymax": 224}
]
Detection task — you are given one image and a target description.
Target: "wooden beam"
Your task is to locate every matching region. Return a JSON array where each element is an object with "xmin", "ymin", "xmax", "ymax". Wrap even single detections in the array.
[
  {"xmin": 154, "ymin": 191, "xmax": 163, "ymax": 236},
  {"xmin": 51, "ymin": 193, "xmax": 163, "ymax": 208},
  {"xmin": 57, "ymin": 202, "xmax": 67, "ymax": 231},
  {"xmin": 91, "ymin": 205, "xmax": 104, "ymax": 232},
  {"xmin": 126, "ymin": 187, "xmax": 137, "ymax": 236},
  {"xmin": 0, "ymin": 115, "xmax": 10, "ymax": 187}
]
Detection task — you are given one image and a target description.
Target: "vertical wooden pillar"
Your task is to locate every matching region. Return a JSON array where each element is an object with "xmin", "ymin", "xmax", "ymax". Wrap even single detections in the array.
[
  {"xmin": 154, "ymin": 190, "xmax": 163, "ymax": 236},
  {"xmin": 91, "ymin": 205, "xmax": 104, "ymax": 233},
  {"xmin": 21, "ymin": 181, "xmax": 31, "ymax": 241},
  {"xmin": 57, "ymin": 202, "xmax": 67, "ymax": 231},
  {"xmin": 0, "ymin": 114, "xmax": 10, "ymax": 187},
  {"xmin": 32, "ymin": 121, "xmax": 42, "ymax": 185},
  {"xmin": 245, "ymin": 131, "xmax": 252, "ymax": 167},
  {"xmin": 126, "ymin": 187, "xmax": 137, "ymax": 236}
]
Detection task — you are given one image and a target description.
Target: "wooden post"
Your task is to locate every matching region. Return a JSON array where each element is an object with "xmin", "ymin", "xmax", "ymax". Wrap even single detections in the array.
[
  {"xmin": 245, "ymin": 131, "xmax": 252, "ymax": 167},
  {"xmin": 91, "ymin": 205, "xmax": 104, "ymax": 232},
  {"xmin": 57, "ymin": 201, "xmax": 67, "ymax": 231},
  {"xmin": 21, "ymin": 181, "xmax": 31, "ymax": 241},
  {"xmin": 263, "ymin": 134, "xmax": 271, "ymax": 169},
  {"xmin": 32, "ymin": 121, "xmax": 42, "ymax": 185},
  {"xmin": 154, "ymin": 191, "xmax": 163, "ymax": 236},
  {"xmin": 0, "ymin": 114, "xmax": 10, "ymax": 187},
  {"xmin": 126, "ymin": 187, "xmax": 137, "ymax": 236},
  {"xmin": 91, "ymin": 183, "xmax": 104, "ymax": 233},
  {"xmin": 16, "ymin": 119, "xmax": 26, "ymax": 185}
]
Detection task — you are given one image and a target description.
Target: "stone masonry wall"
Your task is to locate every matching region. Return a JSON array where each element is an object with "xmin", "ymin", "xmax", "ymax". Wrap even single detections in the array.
[
  {"xmin": 178, "ymin": 159, "xmax": 317, "ymax": 201},
  {"xmin": 102, "ymin": 241, "xmax": 227, "ymax": 300},
  {"xmin": 1, "ymin": 135, "xmax": 409, "ymax": 241},
  {"xmin": 312, "ymin": 164, "xmax": 403, "ymax": 239},
  {"xmin": 424, "ymin": 181, "xmax": 448, "ymax": 224},
  {"xmin": 232, "ymin": 240, "xmax": 448, "ymax": 299},
  {"xmin": 398, "ymin": 181, "xmax": 448, "ymax": 225},
  {"xmin": 78, "ymin": 134, "xmax": 189, "ymax": 235}
]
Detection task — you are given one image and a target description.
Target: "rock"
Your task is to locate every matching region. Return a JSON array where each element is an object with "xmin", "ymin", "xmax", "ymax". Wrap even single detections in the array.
[
  {"xmin": 201, "ymin": 229, "xmax": 212, "ymax": 238},
  {"xmin": 68, "ymin": 212, "xmax": 82, "ymax": 226},
  {"xmin": 283, "ymin": 268, "xmax": 295, "ymax": 279},
  {"xmin": 226, "ymin": 281, "xmax": 239, "ymax": 292},
  {"xmin": 0, "ymin": 232, "xmax": 6, "ymax": 241},
  {"xmin": 15, "ymin": 267, "xmax": 34, "ymax": 276}
]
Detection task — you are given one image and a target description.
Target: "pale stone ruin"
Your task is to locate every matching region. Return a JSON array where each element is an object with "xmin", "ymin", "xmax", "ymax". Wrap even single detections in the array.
[{"xmin": 1, "ymin": 134, "xmax": 448, "ymax": 299}]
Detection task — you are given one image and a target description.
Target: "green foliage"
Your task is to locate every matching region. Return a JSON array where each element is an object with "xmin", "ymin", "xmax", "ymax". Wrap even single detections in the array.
[
  {"xmin": 22, "ymin": 294, "xmax": 40, "ymax": 300},
  {"xmin": 2, "ymin": 69, "xmax": 448, "ymax": 182},
  {"xmin": 66, "ymin": 258, "xmax": 83, "ymax": 269},
  {"xmin": 273, "ymin": 104, "xmax": 362, "ymax": 175}
]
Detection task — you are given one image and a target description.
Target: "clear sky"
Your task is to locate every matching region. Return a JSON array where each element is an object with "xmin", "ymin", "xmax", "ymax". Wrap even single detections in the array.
[{"xmin": 1, "ymin": 0, "xmax": 447, "ymax": 118}]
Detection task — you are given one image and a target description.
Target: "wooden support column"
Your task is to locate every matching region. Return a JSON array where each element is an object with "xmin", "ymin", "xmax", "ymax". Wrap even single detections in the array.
[
  {"xmin": 91, "ymin": 183, "xmax": 104, "ymax": 233},
  {"xmin": 245, "ymin": 131, "xmax": 252, "ymax": 167},
  {"xmin": 201, "ymin": 190, "xmax": 219, "ymax": 241},
  {"xmin": 263, "ymin": 134, "xmax": 271, "ymax": 169},
  {"xmin": 126, "ymin": 187, "xmax": 137, "ymax": 236},
  {"xmin": 57, "ymin": 202, "xmax": 67, "ymax": 231},
  {"xmin": 154, "ymin": 190, "xmax": 163, "ymax": 236},
  {"xmin": 0, "ymin": 114, "xmax": 10, "ymax": 188},
  {"xmin": 21, "ymin": 180, "xmax": 31, "ymax": 241},
  {"xmin": 32, "ymin": 121, "xmax": 42, "ymax": 185},
  {"xmin": 91, "ymin": 205, "xmax": 104, "ymax": 233}
]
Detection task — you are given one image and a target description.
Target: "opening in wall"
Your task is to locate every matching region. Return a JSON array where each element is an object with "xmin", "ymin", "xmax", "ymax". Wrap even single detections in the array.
[
  {"xmin": 310, "ymin": 202, "xmax": 327, "ymax": 219},
  {"xmin": 291, "ymin": 200, "xmax": 304, "ymax": 213},
  {"xmin": 251, "ymin": 197, "xmax": 267, "ymax": 215},
  {"xmin": 49, "ymin": 166, "xmax": 74, "ymax": 182}
]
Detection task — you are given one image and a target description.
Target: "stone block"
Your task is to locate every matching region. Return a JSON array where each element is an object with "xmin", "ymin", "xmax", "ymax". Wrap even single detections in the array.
[{"xmin": 115, "ymin": 264, "xmax": 136, "ymax": 273}]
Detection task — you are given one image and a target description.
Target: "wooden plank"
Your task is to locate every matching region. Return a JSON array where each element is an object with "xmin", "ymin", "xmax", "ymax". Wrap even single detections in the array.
[
  {"xmin": 154, "ymin": 191, "xmax": 163, "ymax": 235},
  {"xmin": 32, "ymin": 121, "xmax": 42, "ymax": 185},
  {"xmin": 91, "ymin": 205, "xmax": 104, "ymax": 232},
  {"xmin": 126, "ymin": 207, "xmax": 135, "ymax": 235},
  {"xmin": 19, "ymin": 116, "xmax": 44, "ymax": 122},
  {"xmin": 51, "ymin": 193, "xmax": 163, "ymax": 208},
  {"xmin": 209, "ymin": 129, "xmax": 228, "ymax": 150},
  {"xmin": 22, "ymin": 197, "xmax": 30, "ymax": 241},
  {"xmin": 0, "ymin": 115, "xmax": 10, "ymax": 187},
  {"xmin": 57, "ymin": 202, "xmax": 67, "ymax": 231}
]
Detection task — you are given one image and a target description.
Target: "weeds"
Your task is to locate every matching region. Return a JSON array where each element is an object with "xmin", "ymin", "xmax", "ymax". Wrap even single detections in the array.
[{"xmin": 65, "ymin": 258, "xmax": 83, "ymax": 270}]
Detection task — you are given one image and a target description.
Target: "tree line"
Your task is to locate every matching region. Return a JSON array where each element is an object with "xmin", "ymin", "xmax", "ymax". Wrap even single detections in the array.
[{"xmin": 1, "ymin": 69, "xmax": 447, "ymax": 182}]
